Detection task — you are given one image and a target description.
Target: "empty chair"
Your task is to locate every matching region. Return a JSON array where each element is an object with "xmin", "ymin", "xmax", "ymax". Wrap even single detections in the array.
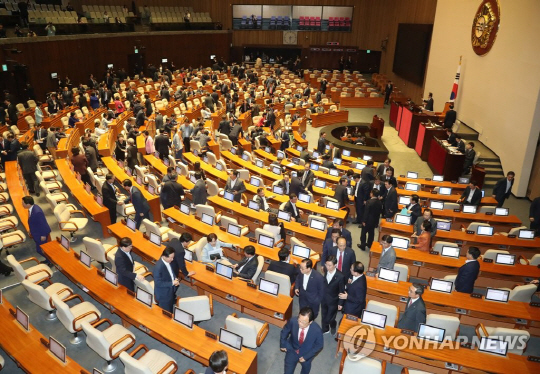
[
  {"xmin": 443, "ymin": 202, "xmax": 460, "ymax": 210},
  {"xmin": 501, "ymin": 225, "xmax": 528, "ymax": 236},
  {"xmin": 340, "ymin": 355, "xmax": 385, "ymax": 374},
  {"xmin": 225, "ymin": 313, "xmax": 269, "ymax": 348},
  {"xmin": 142, "ymin": 219, "xmax": 172, "ymax": 242},
  {"xmin": 221, "ymin": 138, "xmax": 233, "ymax": 151},
  {"xmin": 205, "ymin": 179, "xmax": 220, "ymax": 197},
  {"xmin": 119, "ymin": 345, "xmax": 177, "ymax": 374},
  {"xmin": 21, "ymin": 280, "xmax": 73, "ymax": 320},
  {"xmin": 521, "ymin": 254, "xmax": 540, "ymax": 266},
  {"xmin": 394, "ymin": 263, "xmax": 409, "ymax": 282},
  {"xmin": 442, "ymin": 274, "xmax": 457, "ymax": 292},
  {"xmin": 431, "ymin": 241, "xmax": 458, "ymax": 254},
  {"xmin": 475, "ymin": 323, "xmax": 530, "ymax": 355},
  {"xmin": 365, "ymin": 300, "xmax": 399, "ymax": 327},
  {"xmin": 479, "ymin": 205, "xmax": 496, "ymax": 214},
  {"xmin": 482, "ymin": 249, "xmax": 509, "ymax": 261},
  {"xmin": 195, "ymin": 204, "xmax": 219, "ymax": 220},
  {"xmin": 51, "ymin": 292, "xmax": 101, "ymax": 344},
  {"xmin": 53, "ymin": 203, "xmax": 89, "ymax": 241},
  {"xmin": 502, "ymin": 284, "xmax": 537, "ymax": 303},
  {"xmin": 463, "ymin": 222, "xmax": 489, "ymax": 232},
  {"xmin": 425, "ymin": 314, "xmax": 460, "ymax": 340},
  {"xmin": 82, "ymin": 237, "xmax": 118, "ymax": 269},
  {"xmin": 0, "ymin": 215, "xmax": 18, "ymax": 234},
  {"xmin": 7, "ymin": 254, "xmax": 53, "ymax": 283},
  {"xmin": 221, "ymin": 216, "xmax": 249, "ymax": 236},
  {"xmin": 81, "ymin": 320, "xmax": 136, "ymax": 372},
  {"xmin": 176, "ymin": 295, "xmax": 213, "ymax": 322},
  {"xmin": 36, "ymin": 171, "xmax": 62, "ymax": 192},
  {"xmin": 265, "ymin": 271, "xmax": 294, "ymax": 297}
]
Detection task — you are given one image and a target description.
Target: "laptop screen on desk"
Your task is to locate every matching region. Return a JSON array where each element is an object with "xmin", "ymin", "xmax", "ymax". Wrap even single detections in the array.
[
  {"xmin": 273, "ymin": 185, "xmax": 284, "ymax": 195},
  {"xmin": 418, "ymin": 324, "xmax": 445, "ymax": 342},
  {"xmin": 310, "ymin": 163, "xmax": 319, "ymax": 171},
  {"xmin": 309, "ymin": 219, "xmax": 325, "ymax": 231},
  {"xmin": 407, "ymin": 171, "xmax": 418, "ymax": 179},
  {"xmin": 326, "ymin": 200, "xmax": 339, "ymax": 210},
  {"xmin": 296, "ymin": 145, "xmax": 303, "ymax": 152},
  {"xmin": 441, "ymin": 246, "xmax": 460, "ymax": 258},
  {"xmin": 458, "ymin": 177, "xmax": 470, "ymax": 184},
  {"xmin": 149, "ymin": 232, "xmax": 161, "ymax": 246},
  {"xmin": 405, "ymin": 183, "xmax": 420, "ymax": 192},
  {"xmin": 277, "ymin": 210, "xmax": 290, "ymax": 222},
  {"xmin": 314, "ymin": 179, "xmax": 326, "ymax": 189},
  {"xmin": 298, "ymin": 192, "xmax": 311, "ymax": 203},
  {"xmin": 292, "ymin": 245, "xmax": 310, "ymax": 259},
  {"xmin": 494, "ymin": 207, "xmax": 508, "ymax": 216},
  {"xmin": 495, "ymin": 253, "xmax": 515, "ymax": 265},
  {"xmin": 272, "ymin": 166, "xmax": 281, "ymax": 175},
  {"xmin": 392, "ymin": 237, "xmax": 409, "ymax": 250},
  {"xmin": 462, "ymin": 204, "xmax": 477, "ymax": 214},
  {"xmin": 49, "ymin": 336, "xmax": 66, "ymax": 363},
  {"xmin": 258, "ymin": 234, "xmax": 274, "ymax": 248},
  {"xmin": 223, "ymin": 191, "xmax": 235, "ymax": 202},
  {"xmin": 80, "ymin": 250, "xmax": 92, "ymax": 267},
  {"xmin": 16, "ymin": 307, "xmax": 29, "ymax": 331},
  {"xmin": 479, "ymin": 337, "xmax": 508, "ymax": 357},
  {"xmin": 395, "ymin": 214, "xmax": 411, "ymax": 225},
  {"xmin": 430, "ymin": 200, "xmax": 444, "ymax": 210},
  {"xmin": 436, "ymin": 220, "xmax": 451, "ymax": 231},
  {"xmin": 378, "ymin": 267, "xmax": 399, "ymax": 283},
  {"xmin": 329, "ymin": 169, "xmax": 339, "ymax": 177},
  {"xmin": 259, "ymin": 278, "xmax": 279, "ymax": 296},
  {"xmin": 136, "ymin": 287, "xmax": 153, "ymax": 307},
  {"xmin": 432, "ymin": 175, "xmax": 444, "ymax": 182},
  {"xmin": 255, "ymin": 159, "xmax": 264, "ymax": 168},
  {"xmin": 342, "ymin": 149, "xmax": 351, "ymax": 157},
  {"xmin": 277, "ymin": 151, "xmax": 285, "ymax": 159},
  {"xmin": 126, "ymin": 218, "xmax": 136, "ymax": 231},
  {"xmin": 518, "ymin": 229, "xmax": 535, "ymax": 239},
  {"xmin": 485, "ymin": 288, "xmax": 510, "ymax": 302},
  {"xmin": 104, "ymin": 268, "xmax": 118, "ymax": 286},
  {"xmin": 399, "ymin": 196, "xmax": 411, "ymax": 205},
  {"xmin": 173, "ymin": 307, "xmax": 194, "ymax": 329},
  {"xmin": 201, "ymin": 213, "xmax": 214, "ymax": 226},
  {"xmin": 227, "ymin": 223, "xmax": 241, "ymax": 237},
  {"xmin": 476, "ymin": 226, "xmax": 494, "ymax": 236},
  {"xmin": 333, "ymin": 158, "xmax": 342, "ymax": 165},
  {"xmin": 430, "ymin": 278, "xmax": 453, "ymax": 293},
  {"xmin": 438, "ymin": 187, "xmax": 452, "ymax": 195},
  {"xmin": 219, "ymin": 328, "xmax": 243, "ymax": 351},
  {"xmin": 180, "ymin": 203, "xmax": 190, "ymax": 215},
  {"xmin": 248, "ymin": 200, "xmax": 260, "ymax": 211},
  {"xmin": 361, "ymin": 310, "xmax": 387, "ymax": 329},
  {"xmin": 216, "ymin": 263, "xmax": 234, "ymax": 280},
  {"xmin": 215, "ymin": 162, "xmax": 224, "ymax": 171}
]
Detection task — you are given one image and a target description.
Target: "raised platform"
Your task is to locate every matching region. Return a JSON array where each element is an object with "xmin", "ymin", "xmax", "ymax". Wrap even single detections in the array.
[
  {"xmin": 320, "ymin": 122, "xmax": 389, "ymax": 162},
  {"xmin": 339, "ymin": 95, "xmax": 384, "ymax": 108}
]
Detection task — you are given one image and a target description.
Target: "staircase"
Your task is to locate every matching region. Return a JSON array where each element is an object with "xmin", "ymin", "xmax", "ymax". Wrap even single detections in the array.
[{"xmin": 455, "ymin": 121, "xmax": 504, "ymax": 191}]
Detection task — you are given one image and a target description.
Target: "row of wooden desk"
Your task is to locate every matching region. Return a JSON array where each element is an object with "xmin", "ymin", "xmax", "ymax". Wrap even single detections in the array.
[
  {"xmin": 106, "ymin": 222, "xmax": 292, "ymax": 329},
  {"xmin": 43, "ymin": 240, "xmax": 258, "ymax": 374},
  {"xmin": 336, "ymin": 319, "xmax": 538, "ymax": 374},
  {"xmin": 379, "ymin": 220, "xmax": 540, "ymax": 257},
  {"xmin": 368, "ymin": 242, "xmax": 540, "ymax": 289}
]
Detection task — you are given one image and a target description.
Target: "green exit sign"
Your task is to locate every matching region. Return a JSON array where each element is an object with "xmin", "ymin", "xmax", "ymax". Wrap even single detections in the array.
[{"xmin": 366, "ymin": 50, "xmax": 371, "ymax": 54}]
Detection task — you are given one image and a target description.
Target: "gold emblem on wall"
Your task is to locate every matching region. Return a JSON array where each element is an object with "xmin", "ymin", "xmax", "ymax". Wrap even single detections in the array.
[{"xmin": 471, "ymin": 0, "xmax": 500, "ymax": 56}]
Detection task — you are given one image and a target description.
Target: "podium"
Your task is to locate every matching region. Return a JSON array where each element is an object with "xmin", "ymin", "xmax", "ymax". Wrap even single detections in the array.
[
  {"xmin": 471, "ymin": 165, "xmax": 486, "ymax": 189},
  {"xmin": 428, "ymin": 138, "xmax": 465, "ymax": 181},
  {"xmin": 369, "ymin": 115, "xmax": 384, "ymax": 139},
  {"xmin": 415, "ymin": 122, "xmax": 447, "ymax": 161},
  {"xmin": 398, "ymin": 107, "xmax": 439, "ymax": 148}
]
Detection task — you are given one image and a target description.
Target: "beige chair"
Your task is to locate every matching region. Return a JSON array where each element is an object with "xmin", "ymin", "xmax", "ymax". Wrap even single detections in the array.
[
  {"xmin": 501, "ymin": 225, "xmax": 528, "ymax": 236},
  {"xmin": 0, "ymin": 229, "xmax": 26, "ymax": 253},
  {"xmin": 53, "ymin": 203, "xmax": 89, "ymax": 241},
  {"xmin": 0, "ymin": 354, "xmax": 3, "ymax": 370},
  {"xmin": 501, "ymin": 284, "xmax": 537, "ymax": 303},
  {"xmin": 176, "ymin": 295, "xmax": 213, "ymax": 322},
  {"xmin": 205, "ymin": 179, "xmax": 220, "ymax": 197},
  {"xmin": 225, "ymin": 313, "xmax": 269, "ymax": 348},
  {"xmin": 35, "ymin": 171, "xmax": 62, "ymax": 192},
  {"xmin": 340, "ymin": 355, "xmax": 385, "ymax": 374},
  {"xmin": 521, "ymin": 254, "xmax": 540, "ymax": 266},
  {"xmin": 221, "ymin": 216, "xmax": 249, "ymax": 236},
  {"xmin": 33, "ymin": 144, "xmax": 54, "ymax": 164},
  {"xmin": 51, "ymin": 292, "xmax": 101, "ymax": 344},
  {"xmin": 195, "ymin": 204, "xmax": 219, "ymax": 221},
  {"xmin": 81, "ymin": 320, "xmax": 136, "ymax": 372},
  {"xmin": 442, "ymin": 274, "xmax": 457, "ymax": 292},
  {"xmin": 463, "ymin": 222, "xmax": 489, "ymax": 232},
  {"xmin": 188, "ymin": 237, "xmax": 208, "ymax": 262},
  {"xmin": 119, "ymin": 345, "xmax": 178, "ymax": 374},
  {"xmin": 394, "ymin": 263, "xmax": 409, "ymax": 282},
  {"xmin": 431, "ymin": 241, "xmax": 458, "ymax": 254},
  {"xmin": 479, "ymin": 206, "xmax": 496, "ymax": 214},
  {"xmin": 206, "ymin": 151, "xmax": 217, "ymax": 166},
  {"xmin": 482, "ymin": 249, "xmax": 509, "ymax": 261},
  {"xmin": 426, "ymin": 314, "xmax": 460, "ymax": 340},
  {"xmin": 134, "ymin": 275, "xmax": 156, "ymax": 305},
  {"xmin": 0, "ymin": 215, "xmax": 18, "ymax": 234},
  {"xmin": 220, "ymin": 138, "xmax": 233, "ymax": 151},
  {"xmin": 142, "ymin": 219, "xmax": 172, "ymax": 242},
  {"xmin": 189, "ymin": 140, "xmax": 201, "ymax": 153},
  {"xmin": 82, "ymin": 237, "xmax": 118, "ymax": 269},
  {"xmin": 475, "ymin": 323, "xmax": 530, "ymax": 355},
  {"xmin": 443, "ymin": 202, "xmax": 460, "ymax": 210},
  {"xmin": 365, "ymin": 300, "xmax": 399, "ymax": 327},
  {"xmin": 265, "ymin": 271, "xmax": 294, "ymax": 297},
  {"xmin": 7, "ymin": 254, "xmax": 53, "ymax": 284},
  {"xmin": 40, "ymin": 181, "xmax": 69, "ymax": 204},
  {"xmin": 21, "ymin": 280, "xmax": 73, "ymax": 320}
]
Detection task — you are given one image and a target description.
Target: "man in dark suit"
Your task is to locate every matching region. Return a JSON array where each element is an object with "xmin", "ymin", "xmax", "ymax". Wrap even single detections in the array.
[
  {"xmin": 289, "ymin": 174, "xmax": 307, "ymax": 197},
  {"xmin": 443, "ymin": 104, "xmax": 457, "ymax": 129},
  {"xmin": 277, "ymin": 173, "xmax": 291, "ymax": 195},
  {"xmin": 339, "ymin": 261, "xmax": 367, "ymax": 318},
  {"xmin": 160, "ymin": 173, "xmax": 185, "ymax": 210},
  {"xmin": 397, "ymin": 284, "xmax": 426, "ymax": 332},
  {"xmin": 321, "ymin": 255, "xmax": 345, "ymax": 335},
  {"xmin": 300, "ymin": 164, "xmax": 315, "ymax": 192},
  {"xmin": 317, "ymin": 132, "xmax": 327, "ymax": 154},
  {"xmin": 359, "ymin": 189, "xmax": 383, "ymax": 251},
  {"xmin": 283, "ymin": 194, "xmax": 304, "ymax": 223},
  {"xmin": 462, "ymin": 141, "xmax": 476, "ymax": 175},
  {"xmin": 333, "ymin": 177, "xmax": 349, "ymax": 209},
  {"xmin": 190, "ymin": 172, "xmax": 208, "ymax": 205},
  {"xmin": 232, "ymin": 245, "xmax": 258, "ymax": 279},
  {"xmin": 280, "ymin": 307, "xmax": 324, "ymax": 374},
  {"xmin": 204, "ymin": 93, "xmax": 214, "ymax": 112},
  {"xmin": 267, "ymin": 249, "xmax": 297, "ymax": 284},
  {"xmin": 170, "ymin": 234, "xmax": 196, "ymax": 278},
  {"xmin": 384, "ymin": 180, "xmax": 398, "ymax": 218},
  {"xmin": 376, "ymin": 158, "xmax": 392, "ymax": 178},
  {"xmin": 446, "ymin": 128, "xmax": 457, "ymax": 147},
  {"xmin": 384, "ymin": 81, "xmax": 393, "ymax": 105},
  {"xmin": 126, "ymin": 139, "xmax": 139, "ymax": 170},
  {"xmin": 455, "ymin": 247, "xmax": 481, "ymax": 294},
  {"xmin": 361, "ymin": 160, "xmax": 375, "ymax": 182},
  {"xmin": 455, "ymin": 134, "xmax": 466, "ymax": 153},
  {"xmin": 122, "ymin": 179, "xmax": 151, "ymax": 228},
  {"xmin": 320, "ymin": 78, "xmax": 328, "ymax": 95},
  {"xmin": 295, "ymin": 259, "xmax": 325, "ymax": 318},
  {"xmin": 303, "ymin": 83, "xmax": 311, "ymax": 98},
  {"xmin": 530, "ymin": 196, "xmax": 540, "ymax": 234},
  {"xmin": 328, "ymin": 237, "xmax": 356, "ymax": 280},
  {"xmin": 102, "ymin": 174, "xmax": 121, "ymax": 224},
  {"xmin": 115, "ymin": 237, "xmax": 145, "ymax": 292},
  {"xmin": 153, "ymin": 247, "xmax": 180, "ymax": 312},
  {"xmin": 225, "ymin": 170, "xmax": 247, "ymax": 203},
  {"xmin": 492, "ymin": 172, "xmax": 515, "ymax": 207},
  {"xmin": 369, "ymin": 176, "xmax": 387, "ymax": 201},
  {"xmin": 22, "ymin": 196, "xmax": 51, "ymax": 261},
  {"xmin": 406, "ymin": 194, "xmax": 422, "ymax": 225},
  {"xmin": 423, "ymin": 92, "xmax": 434, "ymax": 111},
  {"xmin": 352, "ymin": 174, "xmax": 368, "ymax": 225},
  {"xmin": 33, "ymin": 123, "xmax": 48, "ymax": 151},
  {"xmin": 457, "ymin": 181, "xmax": 482, "ymax": 206},
  {"xmin": 154, "ymin": 129, "xmax": 171, "ymax": 160},
  {"xmin": 325, "ymin": 219, "xmax": 352, "ymax": 248},
  {"xmin": 17, "ymin": 142, "xmax": 39, "ymax": 195}
]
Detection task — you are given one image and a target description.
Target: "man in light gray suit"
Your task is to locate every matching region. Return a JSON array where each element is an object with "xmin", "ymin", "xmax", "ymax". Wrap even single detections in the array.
[
  {"xmin": 190, "ymin": 172, "xmax": 208, "ymax": 205},
  {"xmin": 376, "ymin": 235, "xmax": 396, "ymax": 273}
]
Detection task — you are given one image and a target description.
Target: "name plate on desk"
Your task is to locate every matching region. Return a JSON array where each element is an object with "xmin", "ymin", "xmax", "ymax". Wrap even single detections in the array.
[
  {"xmin": 451, "ymin": 180, "xmax": 457, "ymax": 184},
  {"xmin": 508, "ymin": 234, "xmax": 517, "ymax": 238},
  {"xmin": 429, "ymin": 251, "xmax": 439, "ymax": 255},
  {"xmin": 445, "ymin": 363, "xmax": 459, "ymax": 371},
  {"xmin": 431, "ymin": 190, "xmax": 438, "ymax": 194},
  {"xmin": 346, "ymin": 315, "xmax": 359, "ymax": 322},
  {"xmin": 249, "ymin": 237, "xmax": 257, "ymax": 243},
  {"xmin": 162, "ymin": 310, "xmax": 172, "ymax": 318},
  {"xmin": 365, "ymin": 271, "xmax": 376, "ymax": 278},
  {"xmin": 413, "ymin": 261, "xmax": 424, "ymax": 266},
  {"xmin": 301, "ymin": 223, "xmax": 308, "ymax": 227},
  {"xmin": 205, "ymin": 331, "xmax": 217, "ymax": 340},
  {"xmin": 180, "ymin": 349, "xmax": 194, "ymax": 358},
  {"xmin": 530, "ymin": 302, "xmax": 540, "ymax": 308},
  {"xmin": 483, "ymin": 258, "xmax": 493, "ymax": 263},
  {"xmin": 383, "ymin": 347, "xmax": 396, "ymax": 355},
  {"xmin": 386, "ymin": 218, "xmax": 393, "ymax": 222},
  {"xmin": 466, "ymin": 230, "xmax": 475, "ymax": 234},
  {"xmin": 205, "ymin": 264, "xmax": 215, "ymax": 272},
  {"xmin": 127, "ymin": 289, "xmax": 135, "ymax": 297},
  {"xmin": 527, "ymin": 356, "xmax": 540, "ymax": 363},
  {"xmin": 470, "ymin": 293, "xmax": 482, "ymax": 299},
  {"xmin": 456, "ymin": 240, "xmax": 463, "ymax": 245},
  {"xmin": 454, "ymin": 209, "xmax": 461, "ymax": 212},
  {"xmin": 485, "ymin": 212, "xmax": 493, "ymax": 215},
  {"xmin": 247, "ymin": 282, "xmax": 257, "ymax": 289},
  {"xmin": 456, "ymin": 308, "xmax": 468, "ymax": 315},
  {"xmin": 401, "ymin": 329, "xmax": 415, "ymax": 336},
  {"xmin": 399, "ymin": 296, "xmax": 408, "ymax": 303},
  {"xmin": 400, "ymin": 175, "xmax": 405, "ymax": 178},
  {"xmin": 425, "ymin": 178, "xmax": 432, "ymax": 181}
]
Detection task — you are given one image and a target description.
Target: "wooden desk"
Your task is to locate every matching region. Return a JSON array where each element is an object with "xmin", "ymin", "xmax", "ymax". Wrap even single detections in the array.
[
  {"xmin": 162, "ymin": 207, "xmax": 320, "ymax": 267},
  {"xmin": 396, "ymin": 176, "xmax": 469, "ymax": 192},
  {"xmin": 0, "ymin": 297, "xmax": 84, "ymax": 373},
  {"xmin": 336, "ymin": 319, "xmax": 538, "ymax": 374},
  {"xmin": 378, "ymin": 220, "xmax": 540, "ymax": 256},
  {"xmin": 363, "ymin": 274, "xmax": 540, "ymax": 336},
  {"xmin": 415, "ymin": 122, "xmax": 446, "ymax": 161},
  {"xmin": 106, "ymin": 223, "xmax": 292, "ymax": 328},
  {"xmin": 428, "ymin": 138, "xmax": 465, "ymax": 182},
  {"xmin": 5, "ymin": 161, "xmax": 29, "ymax": 231},
  {"xmin": 310, "ymin": 110, "xmax": 349, "ymax": 128},
  {"xmin": 101, "ymin": 157, "xmax": 161, "ymax": 222},
  {"xmin": 396, "ymin": 186, "xmax": 498, "ymax": 206},
  {"xmin": 339, "ymin": 96, "xmax": 384, "ymax": 108},
  {"xmin": 55, "ymin": 159, "xmax": 111, "ymax": 237},
  {"xmin": 42, "ymin": 241, "xmax": 257, "ymax": 374},
  {"xmin": 368, "ymin": 242, "xmax": 540, "ymax": 289}
]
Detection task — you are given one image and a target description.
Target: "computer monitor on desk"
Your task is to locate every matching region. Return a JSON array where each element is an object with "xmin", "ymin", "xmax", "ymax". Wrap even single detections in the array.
[
  {"xmin": 462, "ymin": 204, "xmax": 477, "ymax": 214},
  {"xmin": 135, "ymin": 287, "xmax": 153, "ymax": 307},
  {"xmin": 392, "ymin": 237, "xmax": 409, "ymax": 250},
  {"xmin": 494, "ymin": 207, "xmax": 509, "ymax": 216},
  {"xmin": 104, "ymin": 268, "xmax": 118, "ymax": 286},
  {"xmin": 399, "ymin": 196, "xmax": 411, "ymax": 205},
  {"xmin": 518, "ymin": 229, "xmax": 535, "ymax": 240},
  {"xmin": 429, "ymin": 200, "xmax": 444, "ymax": 210},
  {"xmin": 227, "ymin": 223, "xmax": 241, "ymax": 237},
  {"xmin": 438, "ymin": 187, "xmax": 452, "ymax": 195},
  {"xmin": 395, "ymin": 214, "xmax": 411, "ymax": 225},
  {"xmin": 259, "ymin": 278, "xmax": 280, "ymax": 296},
  {"xmin": 277, "ymin": 210, "xmax": 291, "ymax": 222},
  {"xmin": 479, "ymin": 337, "xmax": 508, "ymax": 357},
  {"xmin": 250, "ymin": 177, "xmax": 261, "ymax": 187},
  {"xmin": 432, "ymin": 175, "xmax": 444, "ymax": 182},
  {"xmin": 430, "ymin": 278, "xmax": 453, "ymax": 293},
  {"xmin": 361, "ymin": 310, "xmax": 387, "ymax": 329},
  {"xmin": 495, "ymin": 253, "xmax": 515, "ymax": 265},
  {"xmin": 173, "ymin": 307, "xmax": 194, "ymax": 329},
  {"xmin": 219, "ymin": 328, "xmax": 243, "ymax": 351},
  {"xmin": 485, "ymin": 288, "xmax": 510, "ymax": 303},
  {"xmin": 405, "ymin": 183, "xmax": 420, "ymax": 192},
  {"xmin": 476, "ymin": 226, "xmax": 494, "ymax": 236},
  {"xmin": 49, "ymin": 336, "xmax": 67, "ymax": 363},
  {"xmin": 216, "ymin": 263, "xmax": 234, "ymax": 280},
  {"xmin": 418, "ymin": 324, "xmax": 445, "ymax": 342},
  {"xmin": 342, "ymin": 149, "xmax": 351, "ymax": 157},
  {"xmin": 441, "ymin": 246, "xmax": 460, "ymax": 258},
  {"xmin": 378, "ymin": 267, "xmax": 400, "ymax": 283},
  {"xmin": 314, "ymin": 179, "xmax": 326, "ymax": 189},
  {"xmin": 292, "ymin": 245, "xmax": 310, "ymax": 259},
  {"xmin": 407, "ymin": 171, "xmax": 418, "ymax": 179},
  {"xmin": 258, "ymin": 234, "xmax": 274, "ymax": 248}
]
